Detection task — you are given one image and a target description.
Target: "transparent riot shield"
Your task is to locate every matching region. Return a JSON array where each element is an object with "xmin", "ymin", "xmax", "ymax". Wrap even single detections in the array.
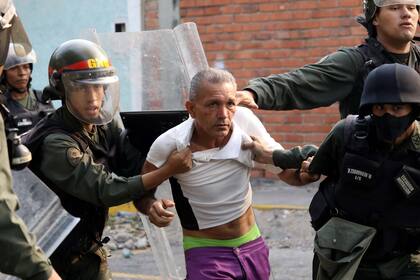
[
  {"xmin": 0, "ymin": 169, "xmax": 79, "ymax": 280},
  {"xmin": 91, "ymin": 22, "xmax": 208, "ymax": 279},
  {"xmin": 93, "ymin": 22, "xmax": 208, "ymax": 112}
]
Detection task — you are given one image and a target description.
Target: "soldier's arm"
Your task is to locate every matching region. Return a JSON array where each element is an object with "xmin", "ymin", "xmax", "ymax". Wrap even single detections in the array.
[
  {"xmin": 242, "ymin": 135, "xmax": 318, "ymax": 170},
  {"xmin": 39, "ymin": 134, "xmax": 190, "ymax": 207},
  {"xmin": 308, "ymin": 119, "xmax": 346, "ymax": 177},
  {"xmin": 133, "ymin": 160, "xmax": 176, "ymax": 227},
  {"xmin": 0, "ymin": 116, "xmax": 53, "ymax": 280},
  {"xmin": 272, "ymin": 121, "xmax": 346, "ymax": 186},
  {"xmin": 243, "ymin": 48, "xmax": 365, "ymax": 110}
]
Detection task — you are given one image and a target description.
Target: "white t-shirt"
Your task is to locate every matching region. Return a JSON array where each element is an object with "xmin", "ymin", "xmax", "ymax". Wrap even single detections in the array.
[{"xmin": 147, "ymin": 106, "xmax": 283, "ymax": 230}]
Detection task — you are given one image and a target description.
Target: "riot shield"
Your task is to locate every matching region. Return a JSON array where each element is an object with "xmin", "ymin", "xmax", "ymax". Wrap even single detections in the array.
[
  {"xmin": 95, "ymin": 22, "xmax": 208, "ymax": 112},
  {"xmin": 92, "ymin": 22, "xmax": 208, "ymax": 279},
  {"xmin": 0, "ymin": 168, "xmax": 79, "ymax": 280}
]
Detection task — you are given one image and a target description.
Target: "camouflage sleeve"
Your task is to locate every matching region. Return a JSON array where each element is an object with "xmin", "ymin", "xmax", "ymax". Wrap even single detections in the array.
[
  {"xmin": 244, "ymin": 48, "xmax": 365, "ymax": 110},
  {"xmin": 0, "ymin": 116, "xmax": 52, "ymax": 280},
  {"xmin": 39, "ymin": 133, "xmax": 145, "ymax": 207}
]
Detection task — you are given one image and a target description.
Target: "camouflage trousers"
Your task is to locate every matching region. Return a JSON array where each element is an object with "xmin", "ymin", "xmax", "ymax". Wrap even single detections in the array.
[{"xmin": 51, "ymin": 247, "xmax": 112, "ymax": 280}]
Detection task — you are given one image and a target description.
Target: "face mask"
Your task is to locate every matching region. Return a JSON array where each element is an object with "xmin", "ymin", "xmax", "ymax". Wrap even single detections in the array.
[{"xmin": 372, "ymin": 113, "xmax": 415, "ymax": 143}]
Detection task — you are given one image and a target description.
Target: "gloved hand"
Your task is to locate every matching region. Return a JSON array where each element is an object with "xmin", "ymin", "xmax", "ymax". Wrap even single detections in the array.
[{"xmin": 272, "ymin": 144, "xmax": 318, "ymax": 169}]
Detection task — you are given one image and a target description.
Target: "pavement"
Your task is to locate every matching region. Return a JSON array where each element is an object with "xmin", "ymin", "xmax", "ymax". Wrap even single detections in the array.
[
  {"xmin": 108, "ymin": 178, "xmax": 320, "ymax": 280},
  {"xmin": 250, "ymin": 177, "xmax": 318, "ymax": 209}
]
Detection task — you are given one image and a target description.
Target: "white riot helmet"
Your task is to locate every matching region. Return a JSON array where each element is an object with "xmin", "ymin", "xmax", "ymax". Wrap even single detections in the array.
[
  {"xmin": 363, "ymin": 0, "xmax": 420, "ymax": 22},
  {"xmin": 4, "ymin": 42, "xmax": 36, "ymax": 70}
]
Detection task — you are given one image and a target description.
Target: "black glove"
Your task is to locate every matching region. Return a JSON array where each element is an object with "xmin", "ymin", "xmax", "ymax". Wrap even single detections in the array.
[{"xmin": 272, "ymin": 144, "xmax": 318, "ymax": 169}]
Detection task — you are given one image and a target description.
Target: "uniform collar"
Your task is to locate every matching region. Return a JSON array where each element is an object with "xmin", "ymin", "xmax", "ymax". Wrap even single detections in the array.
[{"xmin": 56, "ymin": 106, "xmax": 98, "ymax": 136}]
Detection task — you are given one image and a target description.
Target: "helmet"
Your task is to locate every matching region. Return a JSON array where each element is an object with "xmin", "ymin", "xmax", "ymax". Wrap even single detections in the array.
[
  {"xmin": 0, "ymin": 0, "xmax": 31, "ymax": 66},
  {"xmin": 363, "ymin": 0, "xmax": 378, "ymax": 22},
  {"xmin": 363, "ymin": 0, "xmax": 420, "ymax": 22},
  {"xmin": 48, "ymin": 39, "xmax": 120, "ymax": 125},
  {"xmin": 4, "ymin": 42, "xmax": 36, "ymax": 70},
  {"xmin": 359, "ymin": 63, "xmax": 420, "ymax": 115}
]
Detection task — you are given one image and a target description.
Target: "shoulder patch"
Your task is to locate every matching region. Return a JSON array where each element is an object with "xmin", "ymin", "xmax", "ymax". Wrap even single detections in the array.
[{"xmin": 66, "ymin": 147, "xmax": 83, "ymax": 167}]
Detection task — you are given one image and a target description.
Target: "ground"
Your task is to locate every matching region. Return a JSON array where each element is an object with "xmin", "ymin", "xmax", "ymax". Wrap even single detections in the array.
[{"xmin": 105, "ymin": 179, "xmax": 318, "ymax": 280}]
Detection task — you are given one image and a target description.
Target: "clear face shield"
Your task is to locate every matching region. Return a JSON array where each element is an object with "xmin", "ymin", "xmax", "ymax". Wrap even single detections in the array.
[
  {"xmin": 62, "ymin": 68, "xmax": 120, "ymax": 125},
  {"xmin": 0, "ymin": 1, "xmax": 32, "ymax": 66},
  {"xmin": 373, "ymin": 0, "xmax": 420, "ymax": 6}
]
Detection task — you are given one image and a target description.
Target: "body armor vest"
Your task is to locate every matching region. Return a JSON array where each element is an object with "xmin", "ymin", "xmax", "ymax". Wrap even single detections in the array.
[
  {"xmin": 23, "ymin": 116, "xmax": 117, "ymax": 253},
  {"xmin": 5, "ymin": 89, "xmax": 54, "ymax": 135},
  {"xmin": 310, "ymin": 115, "xmax": 420, "ymax": 260}
]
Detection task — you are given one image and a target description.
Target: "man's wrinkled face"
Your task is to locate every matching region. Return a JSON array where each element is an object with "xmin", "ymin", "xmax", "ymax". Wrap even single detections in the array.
[
  {"xmin": 5, "ymin": 63, "xmax": 30, "ymax": 91},
  {"xmin": 374, "ymin": 4, "xmax": 419, "ymax": 43},
  {"xmin": 187, "ymin": 81, "xmax": 237, "ymax": 141},
  {"xmin": 67, "ymin": 84, "xmax": 104, "ymax": 121}
]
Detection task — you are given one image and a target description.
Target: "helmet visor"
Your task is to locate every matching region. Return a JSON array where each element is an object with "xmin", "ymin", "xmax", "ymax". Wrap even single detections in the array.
[
  {"xmin": 374, "ymin": 0, "xmax": 420, "ymax": 6},
  {"xmin": 62, "ymin": 68, "xmax": 120, "ymax": 125}
]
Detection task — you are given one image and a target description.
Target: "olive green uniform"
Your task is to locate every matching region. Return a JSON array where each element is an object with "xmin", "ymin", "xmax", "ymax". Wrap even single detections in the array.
[
  {"xmin": 0, "ymin": 114, "xmax": 53, "ymax": 280},
  {"xmin": 244, "ymin": 40, "xmax": 420, "ymax": 118},
  {"xmin": 25, "ymin": 107, "xmax": 146, "ymax": 280},
  {"xmin": 309, "ymin": 120, "xmax": 420, "ymax": 279},
  {"xmin": 37, "ymin": 108, "xmax": 143, "ymax": 206}
]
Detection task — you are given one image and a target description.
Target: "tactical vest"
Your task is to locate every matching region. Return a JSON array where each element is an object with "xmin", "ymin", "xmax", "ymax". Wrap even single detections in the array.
[
  {"xmin": 23, "ymin": 116, "xmax": 116, "ymax": 254},
  {"xmin": 310, "ymin": 115, "xmax": 420, "ymax": 260},
  {"xmin": 338, "ymin": 37, "xmax": 420, "ymax": 118},
  {"xmin": 5, "ymin": 89, "xmax": 55, "ymax": 135}
]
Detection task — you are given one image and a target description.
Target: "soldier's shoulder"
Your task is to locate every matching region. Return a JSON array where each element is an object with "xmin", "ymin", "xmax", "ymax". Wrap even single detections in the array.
[
  {"xmin": 43, "ymin": 132, "xmax": 77, "ymax": 146},
  {"xmin": 337, "ymin": 45, "xmax": 366, "ymax": 60}
]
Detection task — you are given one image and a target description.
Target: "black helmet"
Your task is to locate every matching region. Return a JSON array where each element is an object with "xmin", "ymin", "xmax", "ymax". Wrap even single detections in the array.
[
  {"xmin": 0, "ymin": 0, "xmax": 31, "ymax": 66},
  {"xmin": 48, "ymin": 39, "xmax": 120, "ymax": 125},
  {"xmin": 359, "ymin": 63, "xmax": 420, "ymax": 115}
]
